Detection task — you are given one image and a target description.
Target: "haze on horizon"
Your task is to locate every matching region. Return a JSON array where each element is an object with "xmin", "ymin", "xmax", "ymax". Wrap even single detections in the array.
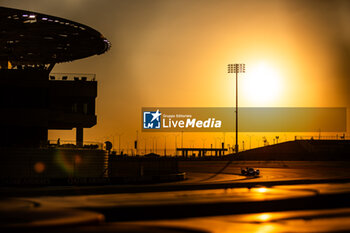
[{"xmin": 2, "ymin": 0, "xmax": 350, "ymax": 151}]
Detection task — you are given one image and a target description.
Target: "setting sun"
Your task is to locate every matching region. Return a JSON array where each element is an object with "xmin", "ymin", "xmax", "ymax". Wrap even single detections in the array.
[{"xmin": 242, "ymin": 62, "xmax": 284, "ymax": 105}]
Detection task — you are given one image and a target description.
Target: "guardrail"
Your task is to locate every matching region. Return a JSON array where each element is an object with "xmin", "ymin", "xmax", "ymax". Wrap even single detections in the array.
[
  {"xmin": 49, "ymin": 73, "xmax": 96, "ymax": 81},
  {"xmin": 294, "ymin": 135, "xmax": 349, "ymax": 140},
  {"xmin": 47, "ymin": 139, "xmax": 103, "ymax": 150}
]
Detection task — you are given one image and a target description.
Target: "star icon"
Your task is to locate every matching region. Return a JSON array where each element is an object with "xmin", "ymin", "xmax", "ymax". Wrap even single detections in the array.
[{"xmin": 151, "ymin": 109, "xmax": 161, "ymax": 122}]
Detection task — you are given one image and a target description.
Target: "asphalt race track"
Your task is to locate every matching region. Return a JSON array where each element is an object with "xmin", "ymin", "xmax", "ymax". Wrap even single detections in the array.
[{"xmin": 2, "ymin": 161, "xmax": 350, "ymax": 232}]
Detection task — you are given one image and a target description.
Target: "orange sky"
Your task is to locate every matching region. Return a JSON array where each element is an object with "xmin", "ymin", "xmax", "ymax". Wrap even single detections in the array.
[{"xmin": 2, "ymin": 0, "xmax": 350, "ymax": 152}]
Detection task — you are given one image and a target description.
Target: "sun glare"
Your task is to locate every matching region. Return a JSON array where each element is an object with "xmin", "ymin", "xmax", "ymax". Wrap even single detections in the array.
[
  {"xmin": 242, "ymin": 62, "xmax": 283, "ymax": 105},
  {"xmin": 258, "ymin": 213, "xmax": 271, "ymax": 222},
  {"xmin": 256, "ymin": 187, "xmax": 268, "ymax": 193}
]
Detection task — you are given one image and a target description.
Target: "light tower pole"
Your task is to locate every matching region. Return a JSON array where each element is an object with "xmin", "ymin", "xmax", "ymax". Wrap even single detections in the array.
[{"xmin": 228, "ymin": 63, "xmax": 245, "ymax": 155}]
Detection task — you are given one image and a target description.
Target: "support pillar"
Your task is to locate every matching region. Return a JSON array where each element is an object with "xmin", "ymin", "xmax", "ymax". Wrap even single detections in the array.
[{"xmin": 76, "ymin": 127, "xmax": 83, "ymax": 148}]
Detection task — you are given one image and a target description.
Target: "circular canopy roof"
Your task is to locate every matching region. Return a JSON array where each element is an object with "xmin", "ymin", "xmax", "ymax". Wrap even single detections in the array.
[{"xmin": 0, "ymin": 7, "xmax": 111, "ymax": 65}]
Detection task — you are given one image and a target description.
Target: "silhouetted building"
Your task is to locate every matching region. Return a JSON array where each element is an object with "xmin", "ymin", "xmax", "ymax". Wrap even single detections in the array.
[{"xmin": 0, "ymin": 6, "xmax": 110, "ymax": 147}]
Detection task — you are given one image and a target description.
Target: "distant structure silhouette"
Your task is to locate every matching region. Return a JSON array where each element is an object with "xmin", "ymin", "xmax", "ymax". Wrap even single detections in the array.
[
  {"xmin": 0, "ymin": 7, "xmax": 110, "ymax": 147},
  {"xmin": 105, "ymin": 141, "xmax": 112, "ymax": 154}
]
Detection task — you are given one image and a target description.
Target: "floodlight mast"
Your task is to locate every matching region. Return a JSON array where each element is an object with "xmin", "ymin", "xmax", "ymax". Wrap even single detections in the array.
[{"xmin": 227, "ymin": 63, "xmax": 245, "ymax": 155}]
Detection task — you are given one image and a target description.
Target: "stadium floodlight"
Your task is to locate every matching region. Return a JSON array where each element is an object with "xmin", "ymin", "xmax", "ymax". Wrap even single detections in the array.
[{"xmin": 227, "ymin": 63, "xmax": 245, "ymax": 155}]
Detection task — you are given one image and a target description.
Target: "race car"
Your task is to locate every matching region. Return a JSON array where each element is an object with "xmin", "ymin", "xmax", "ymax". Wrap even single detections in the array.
[{"xmin": 241, "ymin": 167, "xmax": 260, "ymax": 176}]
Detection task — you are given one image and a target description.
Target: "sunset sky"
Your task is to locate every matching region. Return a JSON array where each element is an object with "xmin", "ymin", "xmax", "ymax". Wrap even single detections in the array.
[{"xmin": 2, "ymin": 0, "xmax": 350, "ymax": 152}]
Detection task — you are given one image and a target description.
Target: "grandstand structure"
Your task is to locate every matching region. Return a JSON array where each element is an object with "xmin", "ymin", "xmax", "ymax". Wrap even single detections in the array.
[{"xmin": 0, "ymin": 6, "xmax": 110, "ymax": 147}]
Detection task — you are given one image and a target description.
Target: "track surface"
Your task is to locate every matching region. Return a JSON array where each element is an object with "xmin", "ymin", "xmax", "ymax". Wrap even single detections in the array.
[{"xmin": 3, "ymin": 161, "xmax": 350, "ymax": 232}]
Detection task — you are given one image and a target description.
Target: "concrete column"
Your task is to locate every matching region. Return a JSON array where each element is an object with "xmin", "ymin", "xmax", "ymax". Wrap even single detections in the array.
[{"xmin": 76, "ymin": 127, "xmax": 83, "ymax": 148}]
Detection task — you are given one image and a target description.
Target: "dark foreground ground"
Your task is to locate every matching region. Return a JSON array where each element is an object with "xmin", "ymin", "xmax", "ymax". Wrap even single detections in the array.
[{"xmin": 2, "ymin": 161, "xmax": 350, "ymax": 232}]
